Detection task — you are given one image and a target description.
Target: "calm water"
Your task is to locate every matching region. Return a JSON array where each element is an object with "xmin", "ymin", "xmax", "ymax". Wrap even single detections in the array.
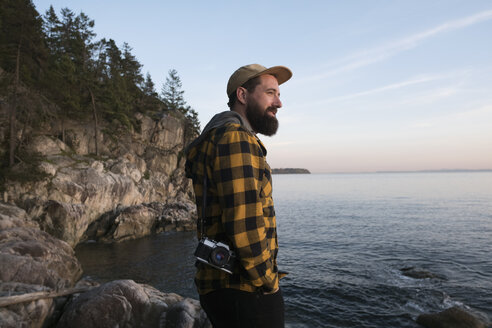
[{"xmin": 76, "ymin": 172, "xmax": 492, "ymax": 327}]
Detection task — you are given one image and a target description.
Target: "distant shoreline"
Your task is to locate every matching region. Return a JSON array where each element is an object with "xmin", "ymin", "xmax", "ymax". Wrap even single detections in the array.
[
  {"xmin": 314, "ymin": 169, "xmax": 492, "ymax": 174},
  {"xmin": 272, "ymin": 168, "xmax": 311, "ymax": 174},
  {"xmin": 374, "ymin": 169, "xmax": 492, "ymax": 174}
]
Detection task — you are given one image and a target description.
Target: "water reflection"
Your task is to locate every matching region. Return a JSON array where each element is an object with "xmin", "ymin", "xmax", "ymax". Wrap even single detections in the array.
[{"xmin": 75, "ymin": 231, "xmax": 198, "ymax": 298}]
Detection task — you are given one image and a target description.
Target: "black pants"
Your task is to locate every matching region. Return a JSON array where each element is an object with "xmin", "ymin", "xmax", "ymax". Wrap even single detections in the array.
[{"xmin": 199, "ymin": 288, "xmax": 285, "ymax": 328}]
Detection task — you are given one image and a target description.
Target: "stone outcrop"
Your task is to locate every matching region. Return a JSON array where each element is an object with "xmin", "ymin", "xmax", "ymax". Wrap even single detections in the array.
[
  {"xmin": 400, "ymin": 267, "xmax": 446, "ymax": 280},
  {"xmin": 2, "ymin": 112, "xmax": 196, "ymax": 247},
  {"xmin": 0, "ymin": 203, "xmax": 83, "ymax": 328},
  {"xmin": 0, "ymin": 101, "xmax": 206, "ymax": 327},
  {"xmin": 0, "ymin": 204, "xmax": 82, "ymax": 289},
  {"xmin": 57, "ymin": 280, "xmax": 210, "ymax": 328},
  {"xmin": 0, "ymin": 204, "xmax": 208, "ymax": 328},
  {"xmin": 0, "ymin": 282, "xmax": 54, "ymax": 328},
  {"xmin": 417, "ymin": 306, "xmax": 489, "ymax": 328},
  {"xmin": 85, "ymin": 201, "xmax": 196, "ymax": 242}
]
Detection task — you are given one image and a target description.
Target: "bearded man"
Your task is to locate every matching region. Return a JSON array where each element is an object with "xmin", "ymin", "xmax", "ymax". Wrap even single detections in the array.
[{"xmin": 185, "ymin": 64, "xmax": 292, "ymax": 328}]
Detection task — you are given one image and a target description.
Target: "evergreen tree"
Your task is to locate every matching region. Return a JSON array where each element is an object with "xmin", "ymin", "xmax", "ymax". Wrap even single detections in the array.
[
  {"xmin": 185, "ymin": 106, "xmax": 201, "ymax": 136},
  {"xmin": 0, "ymin": 0, "xmax": 47, "ymax": 166},
  {"xmin": 161, "ymin": 69, "xmax": 186, "ymax": 111},
  {"xmin": 121, "ymin": 43, "xmax": 143, "ymax": 87},
  {"xmin": 142, "ymin": 72, "xmax": 158, "ymax": 98},
  {"xmin": 0, "ymin": 0, "xmax": 47, "ymax": 84},
  {"xmin": 160, "ymin": 69, "xmax": 200, "ymax": 135},
  {"xmin": 41, "ymin": 7, "xmax": 97, "ymax": 143},
  {"xmin": 0, "ymin": 2, "xmax": 198, "ymax": 162},
  {"xmin": 140, "ymin": 72, "xmax": 162, "ymax": 112}
]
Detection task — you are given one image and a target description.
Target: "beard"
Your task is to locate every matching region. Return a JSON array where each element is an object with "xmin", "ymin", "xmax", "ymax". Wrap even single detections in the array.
[{"xmin": 246, "ymin": 101, "xmax": 279, "ymax": 136}]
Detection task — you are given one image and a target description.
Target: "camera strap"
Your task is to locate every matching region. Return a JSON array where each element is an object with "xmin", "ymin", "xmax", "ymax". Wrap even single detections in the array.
[{"xmin": 200, "ymin": 167, "xmax": 207, "ymax": 238}]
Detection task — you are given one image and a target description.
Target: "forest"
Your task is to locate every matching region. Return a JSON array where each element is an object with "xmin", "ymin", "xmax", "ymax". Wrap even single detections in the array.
[{"xmin": 0, "ymin": 0, "xmax": 200, "ymax": 168}]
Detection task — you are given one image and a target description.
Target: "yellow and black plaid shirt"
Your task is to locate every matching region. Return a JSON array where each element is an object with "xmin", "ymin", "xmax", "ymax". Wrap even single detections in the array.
[{"xmin": 185, "ymin": 122, "xmax": 280, "ymax": 295}]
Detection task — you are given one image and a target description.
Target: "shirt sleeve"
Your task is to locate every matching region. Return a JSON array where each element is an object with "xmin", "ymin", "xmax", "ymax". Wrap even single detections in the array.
[{"xmin": 212, "ymin": 129, "xmax": 277, "ymax": 291}]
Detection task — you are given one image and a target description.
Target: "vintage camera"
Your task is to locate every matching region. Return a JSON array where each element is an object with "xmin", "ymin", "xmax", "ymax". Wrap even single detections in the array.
[{"xmin": 194, "ymin": 238, "xmax": 236, "ymax": 274}]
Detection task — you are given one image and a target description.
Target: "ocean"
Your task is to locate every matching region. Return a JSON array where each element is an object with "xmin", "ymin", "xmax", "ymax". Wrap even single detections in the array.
[{"xmin": 76, "ymin": 172, "xmax": 492, "ymax": 327}]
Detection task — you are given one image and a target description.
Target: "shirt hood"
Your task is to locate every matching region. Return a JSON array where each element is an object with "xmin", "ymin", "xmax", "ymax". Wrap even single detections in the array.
[{"xmin": 185, "ymin": 110, "xmax": 254, "ymax": 155}]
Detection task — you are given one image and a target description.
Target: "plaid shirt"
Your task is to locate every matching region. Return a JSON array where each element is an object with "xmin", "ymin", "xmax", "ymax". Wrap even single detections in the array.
[{"xmin": 185, "ymin": 122, "xmax": 280, "ymax": 295}]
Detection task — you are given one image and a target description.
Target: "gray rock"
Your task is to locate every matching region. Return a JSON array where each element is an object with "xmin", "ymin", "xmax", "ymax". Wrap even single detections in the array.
[
  {"xmin": 85, "ymin": 203, "xmax": 160, "ymax": 242},
  {"xmin": 0, "ymin": 203, "xmax": 38, "ymax": 230},
  {"xmin": 0, "ymin": 226, "xmax": 82, "ymax": 289},
  {"xmin": 3, "ymin": 113, "xmax": 196, "ymax": 246},
  {"xmin": 0, "ymin": 283, "xmax": 54, "ymax": 328},
  {"xmin": 26, "ymin": 135, "xmax": 67, "ymax": 156},
  {"xmin": 57, "ymin": 280, "xmax": 210, "ymax": 328},
  {"xmin": 400, "ymin": 267, "xmax": 445, "ymax": 280},
  {"xmin": 85, "ymin": 200, "xmax": 196, "ymax": 242},
  {"xmin": 155, "ymin": 201, "xmax": 196, "ymax": 233},
  {"xmin": 416, "ymin": 306, "xmax": 489, "ymax": 328},
  {"xmin": 0, "ymin": 204, "xmax": 83, "ymax": 327},
  {"xmin": 161, "ymin": 298, "xmax": 211, "ymax": 328},
  {"xmin": 36, "ymin": 200, "xmax": 87, "ymax": 247}
]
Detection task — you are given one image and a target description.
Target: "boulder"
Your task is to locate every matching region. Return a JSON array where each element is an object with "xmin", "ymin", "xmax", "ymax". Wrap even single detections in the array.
[
  {"xmin": 84, "ymin": 200, "xmax": 196, "ymax": 242},
  {"xmin": 155, "ymin": 201, "xmax": 196, "ymax": 233},
  {"xmin": 416, "ymin": 306, "xmax": 488, "ymax": 328},
  {"xmin": 36, "ymin": 200, "xmax": 87, "ymax": 247},
  {"xmin": 57, "ymin": 280, "xmax": 211, "ymax": 328},
  {"xmin": 0, "ymin": 203, "xmax": 83, "ymax": 328},
  {"xmin": 400, "ymin": 267, "xmax": 445, "ymax": 280},
  {"xmin": 85, "ymin": 203, "xmax": 160, "ymax": 242},
  {"xmin": 0, "ymin": 226, "xmax": 82, "ymax": 289},
  {"xmin": 0, "ymin": 282, "xmax": 54, "ymax": 328},
  {"xmin": 0, "ymin": 203, "xmax": 38, "ymax": 230},
  {"xmin": 161, "ymin": 298, "xmax": 210, "ymax": 328}
]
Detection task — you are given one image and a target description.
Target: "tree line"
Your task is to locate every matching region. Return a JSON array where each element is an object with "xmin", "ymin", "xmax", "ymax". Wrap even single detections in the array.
[{"xmin": 0, "ymin": 0, "xmax": 200, "ymax": 167}]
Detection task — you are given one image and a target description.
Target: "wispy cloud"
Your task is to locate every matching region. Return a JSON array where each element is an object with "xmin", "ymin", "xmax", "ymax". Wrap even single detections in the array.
[
  {"xmin": 296, "ymin": 10, "xmax": 492, "ymax": 84},
  {"xmin": 299, "ymin": 70, "xmax": 468, "ymax": 107},
  {"xmin": 318, "ymin": 74, "xmax": 447, "ymax": 104}
]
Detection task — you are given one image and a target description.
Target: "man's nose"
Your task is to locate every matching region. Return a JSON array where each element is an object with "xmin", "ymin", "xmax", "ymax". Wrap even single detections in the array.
[{"xmin": 273, "ymin": 95, "xmax": 282, "ymax": 108}]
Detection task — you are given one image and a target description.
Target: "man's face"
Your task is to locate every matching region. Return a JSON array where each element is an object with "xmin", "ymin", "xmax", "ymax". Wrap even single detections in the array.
[{"xmin": 244, "ymin": 74, "xmax": 283, "ymax": 136}]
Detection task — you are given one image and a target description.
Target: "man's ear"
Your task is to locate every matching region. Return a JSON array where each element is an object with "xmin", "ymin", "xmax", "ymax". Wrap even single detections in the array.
[{"xmin": 237, "ymin": 87, "xmax": 247, "ymax": 105}]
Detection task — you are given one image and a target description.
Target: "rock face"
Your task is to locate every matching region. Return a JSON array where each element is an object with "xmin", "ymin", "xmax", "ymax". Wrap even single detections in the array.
[
  {"xmin": 416, "ymin": 306, "xmax": 489, "ymax": 328},
  {"xmin": 0, "ymin": 101, "xmax": 207, "ymax": 327},
  {"xmin": 0, "ymin": 204, "xmax": 208, "ymax": 328},
  {"xmin": 0, "ymin": 204, "xmax": 82, "ymax": 289},
  {"xmin": 57, "ymin": 280, "xmax": 210, "ymax": 328},
  {"xmin": 0, "ymin": 203, "xmax": 83, "ymax": 328},
  {"xmin": 85, "ymin": 201, "xmax": 196, "ymax": 242},
  {"xmin": 2, "ymin": 112, "xmax": 196, "ymax": 246}
]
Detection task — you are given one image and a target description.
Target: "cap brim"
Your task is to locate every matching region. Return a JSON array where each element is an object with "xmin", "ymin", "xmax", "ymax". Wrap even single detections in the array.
[{"xmin": 252, "ymin": 65, "xmax": 292, "ymax": 86}]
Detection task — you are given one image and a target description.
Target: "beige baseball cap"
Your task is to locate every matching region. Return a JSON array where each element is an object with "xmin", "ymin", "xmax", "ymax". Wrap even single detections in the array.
[{"xmin": 226, "ymin": 64, "xmax": 292, "ymax": 97}]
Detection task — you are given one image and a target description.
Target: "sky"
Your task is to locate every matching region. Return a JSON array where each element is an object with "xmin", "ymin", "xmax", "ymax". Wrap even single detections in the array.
[{"xmin": 33, "ymin": 0, "xmax": 492, "ymax": 173}]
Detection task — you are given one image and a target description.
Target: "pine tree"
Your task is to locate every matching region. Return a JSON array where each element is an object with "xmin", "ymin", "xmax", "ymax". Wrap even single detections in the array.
[
  {"xmin": 140, "ymin": 72, "xmax": 162, "ymax": 113},
  {"xmin": 142, "ymin": 72, "xmax": 158, "ymax": 98},
  {"xmin": 186, "ymin": 107, "xmax": 201, "ymax": 135},
  {"xmin": 41, "ymin": 7, "xmax": 98, "ymax": 144},
  {"xmin": 160, "ymin": 69, "xmax": 200, "ymax": 135},
  {"xmin": 0, "ymin": 0, "xmax": 47, "ymax": 166},
  {"xmin": 161, "ymin": 69, "xmax": 186, "ymax": 112}
]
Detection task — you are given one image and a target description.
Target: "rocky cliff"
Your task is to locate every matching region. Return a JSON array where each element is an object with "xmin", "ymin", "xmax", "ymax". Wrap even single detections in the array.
[
  {"xmin": 1, "ymin": 110, "xmax": 197, "ymax": 247},
  {"xmin": 0, "ymin": 102, "xmax": 209, "ymax": 326}
]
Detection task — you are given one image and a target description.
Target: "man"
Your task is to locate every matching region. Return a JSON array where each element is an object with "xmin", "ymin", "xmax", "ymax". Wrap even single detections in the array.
[{"xmin": 185, "ymin": 64, "xmax": 292, "ymax": 328}]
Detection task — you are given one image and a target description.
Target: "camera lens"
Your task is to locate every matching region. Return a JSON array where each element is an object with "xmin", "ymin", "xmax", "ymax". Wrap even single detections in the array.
[{"xmin": 210, "ymin": 247, "xmax": 230, "ymax": 266}]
